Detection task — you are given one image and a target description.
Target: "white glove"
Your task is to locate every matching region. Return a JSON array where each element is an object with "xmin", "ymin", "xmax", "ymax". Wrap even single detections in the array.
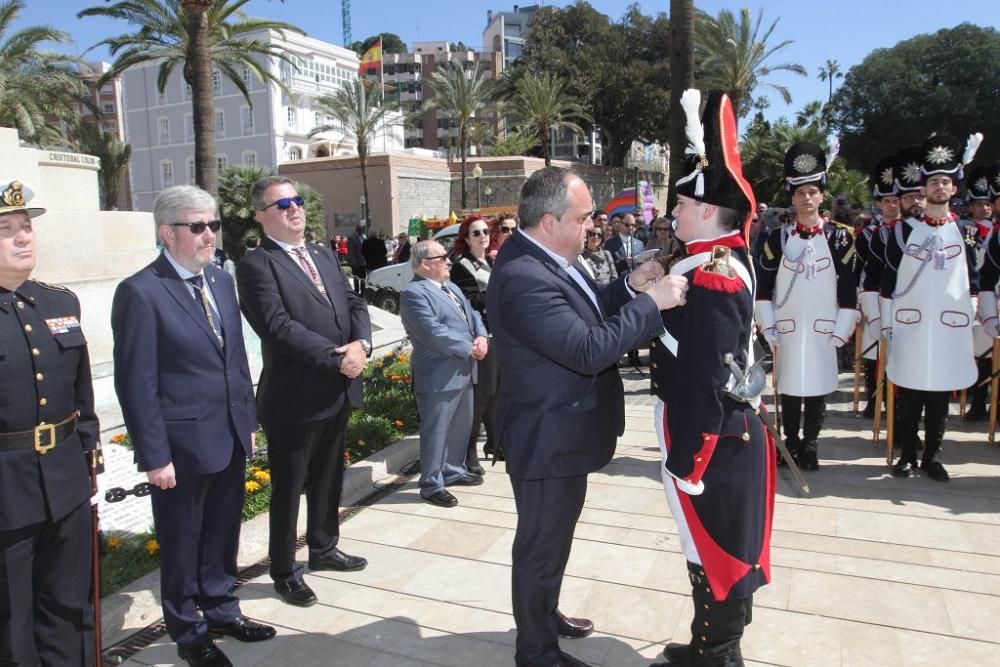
[
  {"xmin": 879, "ymin": 296, "xmax": 893, "ymax": 341},
  {"xmin": 763, "ymin": 327, "xmax": 778, "ymax": 347},
  {"xmin": 984, "ymin": 316, "xmax": 1000, "ymax": 338}
]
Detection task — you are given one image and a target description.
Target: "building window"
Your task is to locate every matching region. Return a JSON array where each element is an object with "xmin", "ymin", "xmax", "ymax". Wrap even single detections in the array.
[
  {"xmin": 242, "ymin": 66, "xmax": 251, "ymax": 86},
  {"xmin": 215, "ymin": 109, "xmax": 225, "ymax": 137},
  {"xmin": 242, "ymin": 150, "xmax": 257, "ymax": 167},
  {"xmin": 288, "ymin": 146, "xmax": 302, "ymax": 160},
  {"xmin": 101, "ymin": 84, "xmax": 114, "ymax": 95},
  {"xmin": 314, "ymin": 111, "xmax": 323, "ymax": 129},
  {"xmin": 156, "ymin": 87, "xmax": 167, "ymax": 105},
  {"xmin": 216, "ymin": 154, "xmax": 228, "ymax": 173},
  {"xmin": 158, "ymin": 117, "xmax": 170, "ymax": 145},
  {"xmin": 103, "ymin": 122, "xmax": 116, "ymax": 134},
  {"xmin": 184, "ymin": 113, "xmax": 194, "ymax": 142},
  {"xmin": 286, "ymin": 106, "xmax": 296, "ymax": 129},
  {"xmin": 101, "ymin": 102, "xmax": 115, "ymax": 114},
  {"xmin": 160, "ymin": 160, "xmax": 174, "ymax": 188},
  {"xmin": 212, "ymin": 70, "xmax": 222, "ymax": 95},
  {"xmin": 241, "ymin": 105, "xmax": 254, "ymax": 134},
  {"xmin": 187, "ymin": 157, "xmax": 195, "ymax": 184}
]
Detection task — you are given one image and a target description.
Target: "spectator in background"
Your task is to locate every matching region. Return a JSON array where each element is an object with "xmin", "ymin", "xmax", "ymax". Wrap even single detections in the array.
[
  {"xmin": 346, "ymin": 224, "xmax": 366, "ymax": 294},
  {"xmin": 336, "ymin": 235, "xmax": 348, "ymax": 263},
  {"xmin": 361, "ymin": 230, "xmax": 388, "ymax": 273},
  {"xmin": 489, "ymin": 213, "xmax": 518, "ymax": 260},
  {"xmin": 633, "ymin": 208, "xmax": 651, "ymax": 245},
  {"xmin": 645, "ymin": 217, "xmax": 679, "ymax": 257},
  {"xmin": 394, "ymin": 232, "xmax": 411, "ymax": 264},
  {"xmin": 579, "ymin": 227, "xmax": 617, "ymax": 285},
  {"xmin": 450, "ymin": 216, "xmax": 500, "ymax": 470},
  {"xmin": 400, "ymin": 240, "xmax": 488, "ymax": 508},
  {"xmin": 604, "ymin": 212, "xmax": 645, "ymax": 276}
]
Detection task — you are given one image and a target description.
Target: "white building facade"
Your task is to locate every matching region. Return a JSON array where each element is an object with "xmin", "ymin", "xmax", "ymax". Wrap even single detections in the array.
[{"xmin": 122, "ymin": 29, "xmax": 403, "ymax": 211}]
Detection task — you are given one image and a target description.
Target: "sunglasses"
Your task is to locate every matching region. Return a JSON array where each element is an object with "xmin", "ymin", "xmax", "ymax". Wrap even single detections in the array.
[
  {"xmin": 424, "ymin": 254, "xmax": 449, "ymax": 262},
  {"xmin": 469, "ymin": 228, "xmax": 489, "ymax": 238},
  {"xmin": 261, "ymin": 195, "xmax": 305, "ymax": 211},
  {"xmin": 500, "ymin": 225, "xmax": 516, "ymax": 233},
  {"xmin": 586, "ymin": 231, "xmax": 603, "ymax": 238},
  {"xmin": 172, "ymin": 220, "xmax": 221, "ymax": 234},
  {"xmin": 653, "ymin": 227, "xmax": 670, "ymax": 232}
]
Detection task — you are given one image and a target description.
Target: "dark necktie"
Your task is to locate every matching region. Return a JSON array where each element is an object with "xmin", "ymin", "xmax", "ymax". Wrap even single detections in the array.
[
  {"xmin": 442, "ymin": 284, "xmax": 468, "ymax": 323},
  {"xmin": 292, "ymin": 246, "xmax": 332, "ymax": 304},
  {"xmin": 186, "ymin": 275, "xmax": 224, "ymax": 347}
]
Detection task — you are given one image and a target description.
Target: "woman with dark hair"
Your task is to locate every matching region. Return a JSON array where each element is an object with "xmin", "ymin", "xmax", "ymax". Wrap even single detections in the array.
[
  {"xmin": 449, "ymin": 215, "xmax": 500, "ymax": 470},
  {"xmin": 488, "ymin": 212, "xmax": 518, "ymax": 260},
  {"xmin": 579, "ymin": 227, "xmax": 618, "ymax": 285}
]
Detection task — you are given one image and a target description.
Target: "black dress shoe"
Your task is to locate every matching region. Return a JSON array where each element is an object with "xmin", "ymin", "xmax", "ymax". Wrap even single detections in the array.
[
  {"xmin": 483, "ymin": 444, "xmax": 505, "ymax": 461},
  {"xmin": 467, "ymin": 464, "xmax": 486, "ymax": 476},
  {"xmin": 660, "ymin": 642, "xmax": 688, "ymax": 663},
  {"xmin": 177, "ymin": 639, "xmax": 232, "ymax": 667},
  {"xmin": 422, "ymin": 489, "xmax": 458, "ymax": 507},
  {"xmin": 556, "ymin": 610, "xmax": 594, "ymax": 638},
  {"xmin": 892, "ymin": 459, "xmax": 916, "ymax": 478},
  {"xmin": 799, "ymin": 450, "xmax": 819, "ymax": 471},
  {"xmin": 921, "ymin": 460, "xmax": 950, "ymax": 482},
  {"xmin": 515, "ymin": 652, "xmax": 592, "ymax": 667},
  {"xmin": 207, "ymin": 615, "xmax": 276, "ymax": 642},
  {"xmin": 963, "ymin": 404, "xmax": 987, "ymax": 421},
  {"xmin": 273, "ymin": 579, "xmax": 318, "ymax": 607},
  {"xmin": 449, "ymin": 473, "xmax": 484, "ymax": 486},
  {"xmin": 309, "ymin": 547, "xmax": 368, "ymax": 572}
]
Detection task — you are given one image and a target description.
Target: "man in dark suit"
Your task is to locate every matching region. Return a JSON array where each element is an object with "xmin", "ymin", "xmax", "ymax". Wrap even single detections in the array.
[
  {"xmin": 346, "ymin": 223, "xmax": 367, "ymax": 293},
  {"xmin": 400, "ymin": 240, "xmax": 488, "ymax": 508},
  {"xmin": 237, "ymin": 176, "xmax": 373, "ymax": 608},
  {"xmin": 394, "ymin": 232, "xmax": 412, "ymax": 264},
  {"xmin": 603, "ymin": 211, "xmax": 645, "ymax": 275},
  {"xmin": 361, "ymin": 232, "xmax": 388, "ymax": 272},
  {"xmin": 0, "ymin": 179, "xmax": 102, "ymax": 666},
  {"xmin": 487, "ymin": 167, "xmax": 688, "ymax": 667},
  {"xmin": 113, "ymin": 185, "xmax": 275, "ymax": 667}
]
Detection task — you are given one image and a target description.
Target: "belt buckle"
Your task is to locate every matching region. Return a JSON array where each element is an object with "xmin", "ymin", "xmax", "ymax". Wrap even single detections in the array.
[{"xmin": 34, "ymin": 424, "xmax": 56, "ymax": 455}]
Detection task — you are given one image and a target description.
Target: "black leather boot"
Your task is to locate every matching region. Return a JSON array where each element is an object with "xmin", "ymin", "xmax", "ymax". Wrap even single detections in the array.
[
  {"xmin": 920, "ymin": 392, "xmax": 949, "ymax": 482},
  {"xmin": 799, "ymin": 397, "xmax": 825, "ymax": 471},
  {"xmin": 862, "ymin": 359, "xmax": 878, "ymax": 418}
]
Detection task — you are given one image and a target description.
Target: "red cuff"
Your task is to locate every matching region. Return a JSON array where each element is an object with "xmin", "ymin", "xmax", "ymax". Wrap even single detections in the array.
[{"xmin": 684, "ymin": 433, "xmax": 718, "ymax": 485}]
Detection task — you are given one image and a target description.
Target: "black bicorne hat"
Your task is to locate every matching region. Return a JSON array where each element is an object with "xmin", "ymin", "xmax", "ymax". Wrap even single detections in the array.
[
  {"xmin": 870, "ymin": 155, "xmax": 897, "ymax": 199},
  {"xmin": 966, "ymin": 164, "xmax": 991, "ymax": 202},
  {"xmin": 988, "ymin": 162, "xmax": 1000, "ymax": 202},
  {"xmin": 674, "ymin": 89, "xmax": 755, "ymax": 231},
  {"xmin": 920, "ymin": 132, "xmax": 983, "ymax": 184},
  {"xmin": 894, "ymin": 146, "xmax": 924, "ymax": 193}
]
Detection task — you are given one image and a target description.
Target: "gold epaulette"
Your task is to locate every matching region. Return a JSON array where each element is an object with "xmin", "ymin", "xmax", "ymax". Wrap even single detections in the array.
[{"xmin": 701, "ymin": 245, "xmax": 735, "ymax": 277}]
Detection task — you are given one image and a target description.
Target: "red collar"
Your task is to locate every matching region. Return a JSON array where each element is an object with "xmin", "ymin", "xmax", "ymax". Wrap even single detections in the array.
[
  {"xmin": 922, "ymin": 213, "xmax": 955, "ymax": 227},
  {"xmin": 686, "ymin": 232, "xmax": 746, "ymax": 256}
]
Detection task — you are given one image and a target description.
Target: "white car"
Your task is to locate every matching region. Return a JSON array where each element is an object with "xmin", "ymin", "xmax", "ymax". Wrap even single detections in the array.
[{"xmin": 364, "ymin": 223, "xmax": 461, "ymax": 314}]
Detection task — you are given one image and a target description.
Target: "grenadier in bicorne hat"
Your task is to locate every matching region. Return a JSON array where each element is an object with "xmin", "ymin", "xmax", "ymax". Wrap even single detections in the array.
[
  {"xmin": 754, "ymin": 141, "xmax": 859, "ymax": 471},
  {"xmin": 648, "ymin": 89, "xmax": 775, "ymax": 667},
  {"xmin": 881, "ymin": 132, "xmax": 983, "ymax": 481}
]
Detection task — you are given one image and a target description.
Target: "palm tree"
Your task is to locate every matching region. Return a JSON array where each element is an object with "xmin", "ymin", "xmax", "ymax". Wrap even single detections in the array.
[
  {"xmin": 795, "ymin": 100, "xmax": 826, "ymax": 130},
  {"xmin": 696, "ymin": 7, "xmax": 807, "ymax": 124},
  {"xmin": 78, "ymin": 0, "xmax": 303, "ymax": 194},
  {"xmin": 73, "ymin": 124, "xmax": 132, "ymax": 210},
  {"xmin": 817, "ymin": 59, "xmax": 843, "ymax": 106},
  {"xmin": 309, "ymin": 80, "xmax": 403, "ymax": 233},
  {"xmin": 668, "ymin": 0, "xmax": 695, "ymax": 209},
  {"xmin": 507, "ymin": 72, "xmax": 590, "ymax": 166},
  {"xmin": 424, "ymin": 61, "xmax": 499, "ymax": 208},
  {"xmin": 0, "ymin": 0, "xmax": 88, "ymax": 146}
]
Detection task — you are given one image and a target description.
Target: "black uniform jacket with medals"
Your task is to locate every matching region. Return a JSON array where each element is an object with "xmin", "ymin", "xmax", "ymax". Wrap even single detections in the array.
[
  {"xmin": 756, "ymin": 221, "xmax": 858, "ymax": 307},
  {"xmin": 978, "ymin": 220, "xmax": 1000, "ymax": 293},
  {"xmin": 880, "ymin": 214, "xmax": 979, "ymax": 298},
  {"xmin": 649, "ymin": 233, "xmax": 775, "ymax": 602},
  {"xmin": 0, "ymin": 280, "xmax": 98, "ymax": 531}
]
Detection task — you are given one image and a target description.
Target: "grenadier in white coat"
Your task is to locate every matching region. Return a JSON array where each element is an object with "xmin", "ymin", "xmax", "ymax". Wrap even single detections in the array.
[
  {"xmin": 855, "ymin": 155, "xmax": 901, "ymax": 417},
  {"xmin": 754, "ymin": 142, "xmax": 859, "ymax": 471},
  {"xmin": 973, "ymin": 162, "xmax": 1000, "ymax": 418},
  {"xmin": 960, "ymin": 164, "xmax": 995, "ymax": 420},
  {"xmin": 882, "ymin": 133, "xmax": 983, "ymax": 481}
]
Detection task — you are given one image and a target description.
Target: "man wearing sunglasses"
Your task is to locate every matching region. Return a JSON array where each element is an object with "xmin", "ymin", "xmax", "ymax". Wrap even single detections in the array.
[
  {"xmin": 237, "ymin": 176, "xmax": 372, "ymax": 608},
  {"xmin": 113, "ymin": 185, "xmax": 273, "ymax": 667}
]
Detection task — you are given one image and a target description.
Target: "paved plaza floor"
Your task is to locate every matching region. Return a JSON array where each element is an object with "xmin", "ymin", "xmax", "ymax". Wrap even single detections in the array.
[{"xmin": 118, "ymin": 371, "xmax": 1000, "ymax": 666}]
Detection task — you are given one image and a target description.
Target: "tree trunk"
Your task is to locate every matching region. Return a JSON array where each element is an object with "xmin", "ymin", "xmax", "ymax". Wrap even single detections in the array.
[
  {"xmin": 184, "ymin": 1, "xmax": 216, "ymax": 194},
  {"xmin": 667, "ymin": 0, "xmax": 695, "ymax": 210},
  {"xmin": 359, "ymin": 142, "xmax": 371, "ymax": 235},
  {"xmin": 542, "ymin": 124, "xmax": 551, "ymax": 166},
  {"xmin": 460, "ymin": 124, "xmax": 468, "ymax": 210}
]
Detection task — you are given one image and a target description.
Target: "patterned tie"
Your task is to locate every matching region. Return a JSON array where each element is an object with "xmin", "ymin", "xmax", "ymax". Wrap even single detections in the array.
[
  {"xmin": 441, "ymin": 284, "xmax": 469, "ymax": 323},
  {"xmin": 291, "ymin": 246, "xmax": 331, "ymax": 303},
  {"xmin": 186, "ymin": 275, "xmax": 224, "ymax": 347}
]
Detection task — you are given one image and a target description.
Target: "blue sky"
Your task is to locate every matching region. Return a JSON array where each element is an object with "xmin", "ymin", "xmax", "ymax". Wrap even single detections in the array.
[{"xmin": 16, "ymin": 1, "xmax": 999, "ymax": 122}]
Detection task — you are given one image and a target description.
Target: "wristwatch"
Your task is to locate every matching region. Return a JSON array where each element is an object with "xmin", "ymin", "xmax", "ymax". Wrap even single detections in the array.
[{"xmin": 358, "ymin": 339, "xmax": 372, "ymax": 356}]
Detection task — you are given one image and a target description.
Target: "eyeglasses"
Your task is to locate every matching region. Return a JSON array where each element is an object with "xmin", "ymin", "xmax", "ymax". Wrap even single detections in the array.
[
  {"xmin": 653, "ymin": 226, "xmax": 670, "ymax": 232},
  {"xmin": 586, "ymin": 231, "xmax": 603, "ymax": 239},
  {"xmin": 423, "ymin": 254, "xmax": 449, "ymax": 262},
  {"xmin": 469, "ymin": 228, "xmax": 489, "ymax": 238},
  {"xmin": 261, "ymin": 195, "xmax": 305, "ymax": 211},
  {"xmin": 500, "ymin": 225, "xmax": 516, "ymax": 233},
  {"xmin": 172, "ymin": 220, "xmax": 221, "ymax": 234},
  {"xmin": 901, "ymin": 194, "xmax": 926, "ymax": 202}
]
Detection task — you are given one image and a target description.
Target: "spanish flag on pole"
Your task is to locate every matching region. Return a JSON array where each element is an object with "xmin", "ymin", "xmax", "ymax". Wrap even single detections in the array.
[{"xmin": 359, "ymin": 37, "xmax": 382, "ymax": 75}]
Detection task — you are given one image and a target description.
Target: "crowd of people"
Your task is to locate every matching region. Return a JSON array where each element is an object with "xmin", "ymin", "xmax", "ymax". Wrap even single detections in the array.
[{"xmin": 2, "ymin": 82, "xmax": 997, "ymax": 667}]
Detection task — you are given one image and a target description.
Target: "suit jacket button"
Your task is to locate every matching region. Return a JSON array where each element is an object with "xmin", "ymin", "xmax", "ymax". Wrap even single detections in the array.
[
  {"xmin": 742, "ymin": 432, "xmax": 751, "ymax": 441},
  {"xmin": 39, "ymin": 398, "xmax": 47, "ymax": 406},
  {"xmin": 24, "ymin": 324, "xmax": 32, "ymax": 333},
  {"xmin": 32, "ymin": 347, "xmax": 40, "ymax": 356}
]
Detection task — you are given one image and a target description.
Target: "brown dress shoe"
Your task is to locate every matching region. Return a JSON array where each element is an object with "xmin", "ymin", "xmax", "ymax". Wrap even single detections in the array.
[{"xmin": 556, "ymin": 610, "xmax": 594, "ymax": 638}]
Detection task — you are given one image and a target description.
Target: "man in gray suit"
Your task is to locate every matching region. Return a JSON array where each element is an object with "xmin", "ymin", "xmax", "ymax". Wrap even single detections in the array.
[{"xmin": 400, "ymin": 240, "xmax": 489, "ymax": 507}]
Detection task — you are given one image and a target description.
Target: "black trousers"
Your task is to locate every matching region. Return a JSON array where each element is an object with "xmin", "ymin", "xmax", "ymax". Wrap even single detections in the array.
[
  {"xmin": 0, "ymin": 499, "xmax": 94, "ymax": 666},
  {"xmin": 780, "ymin": 394, "xmax": 826, "ymax": 445},
  {"xmin": 265, "ymin": 408, "xmax": 350, "ymax": 583},
  {"xmin": 466, "ymin": 343, "xmax": 499, "ymax": 467},
  {"xmin": 150, "ymin": 442, "xmax": 245, "ymax": 647},
  {"xmin": 350, "ymin": 265, "xmax": 366, "ymax": 295},
  {"xmin": 896, "ymin": 387, "xmax": 949, "ymax": 464},
  {"xmin": 509, "ymin": 474, "xmax": 588, "ymax": 666}
]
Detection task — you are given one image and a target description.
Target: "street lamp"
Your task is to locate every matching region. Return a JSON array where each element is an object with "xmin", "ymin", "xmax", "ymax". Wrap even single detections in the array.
[
  {"xmin": 472, "ymin": 163, "xmax": 483, "ymax": 210},
  {"xmin": 483, "ymin": 185, "xmax": 493, "ymax": 208}
]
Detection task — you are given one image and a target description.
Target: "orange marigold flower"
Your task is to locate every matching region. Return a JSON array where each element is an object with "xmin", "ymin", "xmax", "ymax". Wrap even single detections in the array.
[
  {"xmin": 394, "ymin": 420, "xmax": 404, "ymax": 428},
  {"xmin": 245, "ymin": 480, "xmax": 261, "ymax": 493},
  {"xmin": 145, "ymin": 539, "xmax": 160, "ymax": 556},
  {"xmin": 111, "ymin": 434, "xmax": 127, "ymax": 444},
  {"xmin": 253, "ymin": 470, "xmax": 270, "ymax": 483},
  {"xmin": 106, "ymin": 535, "xmax": 123, "ymax": 551}
]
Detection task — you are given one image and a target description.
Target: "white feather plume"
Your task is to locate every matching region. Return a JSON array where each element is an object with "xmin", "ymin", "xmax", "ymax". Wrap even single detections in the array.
[
  {"xmin": 963, "ymin": 132, "xmax": 984, "ymax": 165},
  {"xmin": 680, "ymin": 89, "xmax": 704, "ymax": 158},
  {"xmin": 826, "ymin": 136, "xmax": 840, "ymax": 169}
]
